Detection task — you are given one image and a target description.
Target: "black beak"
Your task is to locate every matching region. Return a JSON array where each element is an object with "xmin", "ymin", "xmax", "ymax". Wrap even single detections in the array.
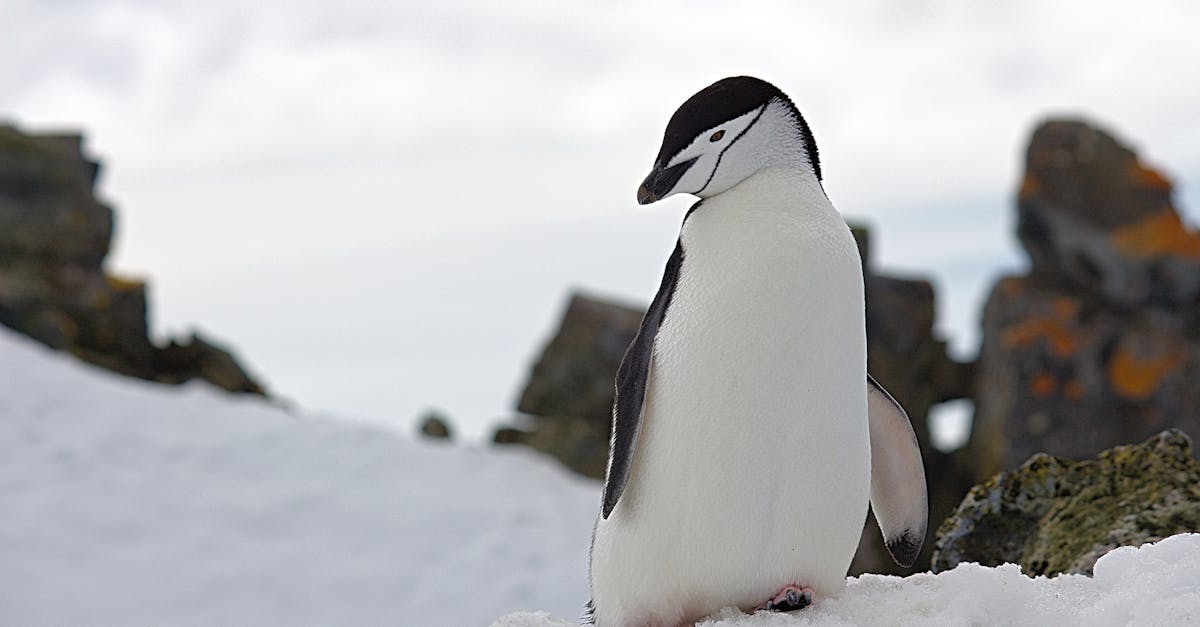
[{"xmin": 637, "ymin": 158, "xmax": 698, "ymax": 205}]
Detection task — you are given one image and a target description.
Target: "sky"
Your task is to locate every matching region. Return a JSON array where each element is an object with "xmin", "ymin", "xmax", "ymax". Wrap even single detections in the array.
[{"xmin": 3, "ymin": 0, "xmax": 1200, "ymax": 438}]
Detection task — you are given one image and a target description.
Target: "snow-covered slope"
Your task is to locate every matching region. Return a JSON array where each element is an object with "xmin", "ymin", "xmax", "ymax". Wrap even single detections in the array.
[
  {"xmin": 500, "ymin": 532, "xmax": 1200, "ymax": 626},
  {"xmin": 6, "ymin": 325, "xmax": 1200, "ymax": 627},
  {"xmin": 0, "ymin": 328, "xmax": 598, "ymax": 626}
]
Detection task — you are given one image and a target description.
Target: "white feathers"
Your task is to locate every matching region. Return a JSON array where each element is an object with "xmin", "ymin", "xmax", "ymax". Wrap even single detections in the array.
[
  {"xmin": 589, "ymin": 168, "xmax": 870, "ymax": 626},
  {"xmin": 867, "ymin": 376, "xmax": 929, "ymax": 567}
]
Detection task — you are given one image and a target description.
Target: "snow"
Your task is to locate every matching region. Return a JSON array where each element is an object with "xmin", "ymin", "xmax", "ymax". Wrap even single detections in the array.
[
  {"xmin": 4, "ymin": 324, "xmax": 1200, "ymax": 627},
  {"xmin": 0, "ymin": 328, "xmax": 598, "ymax": 626},
  {"xmin": 500, "ymin": 534, "xmax": 1200, "ymax": 626}
]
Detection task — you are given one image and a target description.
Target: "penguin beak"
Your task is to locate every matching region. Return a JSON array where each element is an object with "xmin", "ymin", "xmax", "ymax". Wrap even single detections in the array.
[{"xmin": 637, "ymin": 158, "xmax": 698, "ymax": 205}]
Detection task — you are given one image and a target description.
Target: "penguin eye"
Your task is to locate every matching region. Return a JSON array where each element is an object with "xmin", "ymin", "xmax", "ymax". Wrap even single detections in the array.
[{"xmin": 709, "ymin": 130, "xmax": 725, "ymax": 142}]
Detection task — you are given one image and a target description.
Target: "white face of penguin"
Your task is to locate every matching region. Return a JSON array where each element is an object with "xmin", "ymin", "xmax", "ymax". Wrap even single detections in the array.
[{"xmin": 637, "ymin": 77, "xmax": 820, "ymax": 205}]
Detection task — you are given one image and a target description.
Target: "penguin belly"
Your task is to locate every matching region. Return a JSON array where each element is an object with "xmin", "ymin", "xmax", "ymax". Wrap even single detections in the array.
[{"xmin": 590, "ymin": 169, "xmax": 870, "ymax": 626}]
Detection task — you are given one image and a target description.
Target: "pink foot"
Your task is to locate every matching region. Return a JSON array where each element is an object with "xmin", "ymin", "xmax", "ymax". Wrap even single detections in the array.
[{"xmin": 756, "ymin": 585, "xmax": 814, "ymax": 612}]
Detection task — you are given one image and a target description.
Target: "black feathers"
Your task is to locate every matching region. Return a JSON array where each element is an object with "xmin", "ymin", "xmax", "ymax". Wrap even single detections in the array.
[
  {"xmin": 654, "ymin": 76, "xmax": 822, "ymax": 181},
  {"xmin": 655, "ymin": 76, "xmax": 777, "ymax": 165},
  {"xmin": 886, "ymin": 530, "xmax": 922, "ymax": 568},
  {"xmin": 601, "ymin": 236, "xmax": 685, "ymax": 519}
]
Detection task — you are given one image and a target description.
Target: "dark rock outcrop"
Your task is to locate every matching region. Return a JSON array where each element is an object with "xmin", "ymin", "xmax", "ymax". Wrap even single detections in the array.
[
  {"xmin": 494, "ymin": 293, "xmax": 643, "ymax": 479},
  {"xmin": 418, "ymin": 410, "xmax": 454, "ymax": 440},
  {"xmin": 970, "ymin": 119, "xmax": 1200, "ymax": 479},
  {"xmin": 516, "ymin": 294, "xmax": 644, "ymax": 429},
  {"xmin": 932, "ymin": 429, "xmax": 1200, "ymax": 576},
  {"xmin": 849, "ymin": 226, "xmax": 977, "ymax": 576},
  {"xmin": 0, "ymin": 124, "xmax": 264, "ymax": 395},
  {"xmin": 1017, "ymin": 120, "xmax": 1200, "ymax": 308}
]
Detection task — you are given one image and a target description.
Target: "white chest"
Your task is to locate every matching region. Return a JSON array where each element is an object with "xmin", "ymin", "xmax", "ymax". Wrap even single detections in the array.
[{"xmin": 590, "ymin": 168, "xmax": 872, "ymax": 626}]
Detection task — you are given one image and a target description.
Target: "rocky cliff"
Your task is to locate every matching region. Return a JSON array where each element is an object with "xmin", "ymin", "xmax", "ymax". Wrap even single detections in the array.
[
  {"xmin": 0, "ymin": 124, "xmax": 264, "ymax": 394},
  {"xmin": 969, "ymin": 119, "xmax": 1200, "ymax": 480},
  {"xmin": 934, "ymin": 429, "xmax": 1200, "ymax": 577}
]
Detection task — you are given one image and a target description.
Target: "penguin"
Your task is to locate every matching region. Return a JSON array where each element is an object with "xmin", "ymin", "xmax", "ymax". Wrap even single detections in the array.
[{"xmin": 587, "ymin": 76, "xmax": 928, "ymax": 626}]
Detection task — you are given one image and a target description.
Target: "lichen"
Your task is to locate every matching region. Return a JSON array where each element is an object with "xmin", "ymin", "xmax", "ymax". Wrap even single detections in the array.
[
  {"xmin": 999, "ymin": 297, "xmax": 1081, "ymax": 358},
  {"xmin": 1106, "ymin": 342, "xmax": 1182, "ymax": 400},
  {"xmin": 932, "ymin": 430, "xmax": 1200, "ymax": 576},
  {"xmin": 1110, "ymin": 208, "xmax": 1200, "ymax": 260},
  {"xmin": 1126, "ymin": 159, "xmax": 1173, "ymax": 191}
]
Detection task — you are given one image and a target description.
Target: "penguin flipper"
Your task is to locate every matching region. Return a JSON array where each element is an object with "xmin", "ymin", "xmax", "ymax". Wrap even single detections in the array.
[
  {"xmin": 601, "ymin": 239, "xmax": 683, "ymax": 519},
  {"xmin": 866, "ymin": 374, "xmax": 928, "ymax": 567}
]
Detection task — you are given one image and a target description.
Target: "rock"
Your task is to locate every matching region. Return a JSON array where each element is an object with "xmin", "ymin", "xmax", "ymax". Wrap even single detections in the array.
[
  {"xmin": 970, "ymin": 119, "xmax": 1200, "ymax": 479},
  {"xmin": 0, "ymin": 127, "xmax": 112, "ymax": 266},
  {"xmin": 971, "ymin": 275, "xmax": 1200, "ymax": 478},
  {"xmin": 156, "ymin": 333, "xmax": 266, "ymax": 394},
  {"xmin": 851, "ymin": 226, "xmax": 977, "ymax": 576},
  {"xmin": 492, "ymin": 426, "xmax": 529, "ymax": 446},
  {"xmin": 418, "ymin": 410, "xmax": 454, "ymax": 440},
  {"xmin": 0, "ymin": 124, "xmax": 265, "ymax": 395},
  {"xmin": 499, "ymin": 292, "xmax": 643, "ymax": 478},
  {"xmin": 499, "ymin": 414, "xmax": 612, "ymax": 479},
  {"xmin": 1017, "ymin": 119, "xmax": 1200, "ymax": 308},
  {"xmin": 516, "ymin": 293, "xmax": 644, "ymax": 426},
  {"xmin": 861, "ymin": 231, "xmax": 976, "ymax": 431},
  {"xmin": 932, "ymin": 429, "xmax": 1200, "ymax": 576}
]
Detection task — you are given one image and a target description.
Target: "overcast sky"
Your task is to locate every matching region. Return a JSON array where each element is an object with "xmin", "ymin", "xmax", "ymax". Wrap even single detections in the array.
[{"xmin": 4, "ymin": 0, "xmax": 1199, "ymax": 438}]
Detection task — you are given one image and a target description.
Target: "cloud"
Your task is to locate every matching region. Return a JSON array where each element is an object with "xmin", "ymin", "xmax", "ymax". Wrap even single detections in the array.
[{"xmin": 2, "ymin": 0, "xmax": 1198, "ymax": 434}]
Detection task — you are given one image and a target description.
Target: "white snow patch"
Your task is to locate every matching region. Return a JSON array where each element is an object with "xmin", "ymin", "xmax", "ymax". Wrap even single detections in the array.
[
  {"xmin": 928, "ymin": 399, "xmax": 973, "ymax": 452},
  {"xmin": 5, "ymin": 324, "xmax": 1200, "ymax": 627},
  {"xmin": 497, "ymin": 533, "xmax": 1200, "ymax": 626},
  {"xmin": 0, "ymin": 328, "xmax": 599, "ymax": 626}
]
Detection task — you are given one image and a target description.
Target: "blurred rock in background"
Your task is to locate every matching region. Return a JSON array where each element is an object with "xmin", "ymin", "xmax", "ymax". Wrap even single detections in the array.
[
  {"xmin": 418, "ymin": 409, "xmax": 454, "ymax": 440},
  {"xmin": 850, "ymin": 226, "xmax": 977, "ymax": 575},
  {"xmin": 969, "ymin": 119, "xmax": 1200, "ymax": 480},
  {"xmin": 0, "ymin": 124, "xmax": 264, "ymax": 395},
  {"xmin": 933, "ymin": 429, "xmax": 1200, "ymax": 577},
  {"xmin": 493, "ymin": 293, "xmax": 643, "ymax": 479}
]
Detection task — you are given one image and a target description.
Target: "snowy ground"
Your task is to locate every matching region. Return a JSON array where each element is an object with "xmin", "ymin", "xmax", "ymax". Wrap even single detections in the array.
[
  {"xmin": 4, "ymin": 326, "xmax": 1200, "ymax": 626},
  {"xmin": 500, "ymin": 534, "xmax": 1200, "ymax": 626},
  {"xmin": 0, "ymin": 328, "xmax": 598, "ymax": 626}
]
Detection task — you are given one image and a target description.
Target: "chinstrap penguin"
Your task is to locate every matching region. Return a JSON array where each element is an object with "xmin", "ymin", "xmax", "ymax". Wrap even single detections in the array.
[{"xmin": 587, "ymin": 76, "xmax": 928, "ymax": 626}]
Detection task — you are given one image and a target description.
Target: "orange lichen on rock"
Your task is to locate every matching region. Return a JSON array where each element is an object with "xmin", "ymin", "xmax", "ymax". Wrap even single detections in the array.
[
  {"xmin": 1001, "ymin": 298, "xmax": 1081, "ymax": 358},
  {"xmin": 1128, "ymin": 159, "xmax": 1172, "ymax": 191},
  {"xmin": 1052, "ymin": 296, "xmax": 1081, "ymax": 319},
  {"xmin": 1030, "ymin": 373, "xmax": 1058, "ymax": 398},
  {"xmin": 1019, "ymin": 172, "xmax": 1041, "ymax": 200},
  {"xmin": 106, "ymin": 275, "xmax": 145, "ymax": 293},
  {"xmin": 1107, "ymin": 343, "xmax": 1182, "ymax": 400},
  {"xmin": 1110, "ymin": 209, "xmax": 1200, "ymax": 260},
  {"xmin": 1063, "ymin": 378, "xmax": 1086, "ymax": 401},
  {"xmin": 998, "ymin": 277, "xmax": 1023, "ymax": 297}
]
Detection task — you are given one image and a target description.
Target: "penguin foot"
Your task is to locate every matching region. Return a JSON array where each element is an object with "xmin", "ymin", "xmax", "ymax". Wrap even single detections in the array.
[{"xmin": 756, "ymin": 585, "xmax": 814, "ymax": 612}]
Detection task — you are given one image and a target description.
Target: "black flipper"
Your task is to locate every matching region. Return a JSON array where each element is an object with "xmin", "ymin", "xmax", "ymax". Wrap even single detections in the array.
[{"xmin": 600, "ymin": 238, "xmax": 684, "ymax": 519}]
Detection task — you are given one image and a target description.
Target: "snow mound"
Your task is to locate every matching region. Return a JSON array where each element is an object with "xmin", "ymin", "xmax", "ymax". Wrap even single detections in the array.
[
  {"xmin": 6, "ymin": 323, "xmax": 1199, "ymax": 627},
  {"xmin": 0, "ymin": 328, "xmax": 599, "ymax": 626},
  {"xmin": 496, "ymin": 532, "xmax": 1200, "ymax": 626}
]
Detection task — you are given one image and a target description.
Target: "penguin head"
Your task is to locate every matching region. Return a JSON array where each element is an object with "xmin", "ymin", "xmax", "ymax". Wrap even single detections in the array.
[{"xmin": 637, "ymin": 76, "xmax": 821, "ymax": 205}]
